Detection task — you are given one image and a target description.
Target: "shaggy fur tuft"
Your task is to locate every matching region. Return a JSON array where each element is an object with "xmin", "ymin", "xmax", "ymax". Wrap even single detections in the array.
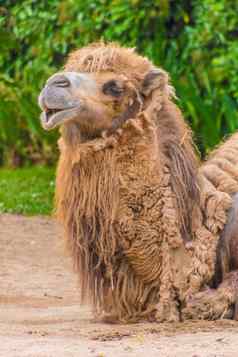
[
  {"xmin": 65, "ymin": 42, "xmax": 151, "ymax": 84},
  {"xmin": 56, "ymin": 144, "xmax": 119, "ymax": 308}
]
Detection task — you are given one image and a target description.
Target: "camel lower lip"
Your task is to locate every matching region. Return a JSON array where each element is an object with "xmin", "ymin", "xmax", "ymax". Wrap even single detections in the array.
[
  {"xmin": 45, "ymin": 108, "xmax": 62, "ymax": 122},
  {"xmin": 40, "ymin": 106, "xmax": 79, "ymax": 130}
]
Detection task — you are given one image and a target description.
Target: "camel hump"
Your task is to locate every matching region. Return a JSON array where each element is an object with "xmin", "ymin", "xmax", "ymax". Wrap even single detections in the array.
[
  {"xmin": 200, "ymin": 132, "xmax": 238, "ymax": 196},
  {"xmin": 197, "ymin": 133, "xmax": 238, "ymax": 236}
]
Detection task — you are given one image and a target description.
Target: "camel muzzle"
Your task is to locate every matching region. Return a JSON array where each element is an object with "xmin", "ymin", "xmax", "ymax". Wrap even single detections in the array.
[{"xmin": 38, "ymin": 71, "xmax": 96, "ymax": 130}]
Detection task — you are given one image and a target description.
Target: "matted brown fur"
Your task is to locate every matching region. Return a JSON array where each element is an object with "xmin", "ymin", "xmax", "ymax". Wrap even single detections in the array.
[
  {"xmin": 65, "ymin": 42, "xmax": 152, "ymax": 86},
  {"xmin": 56, "ymin": 144, "xmax": 119, "ymax": 309},
  {"xmin": 55, "ymin": 42, "xmax": 238, "ymax": 322}
]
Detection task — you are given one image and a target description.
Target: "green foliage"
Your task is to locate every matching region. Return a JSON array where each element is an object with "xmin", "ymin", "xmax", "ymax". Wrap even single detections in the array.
[
  {"xmin": 0, "ymin": 0, "xmax": 237, "ymax": 165},
  {"xmin": 177, "ymin": 0, "xmax": 238, "ymax": 150},
  {"xmin": 0, "ymin": 166, "xmax": 55, "ymax": 215}
]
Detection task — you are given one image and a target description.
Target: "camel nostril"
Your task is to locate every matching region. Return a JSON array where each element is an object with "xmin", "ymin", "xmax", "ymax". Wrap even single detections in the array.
[
  {"xmin": 54, "ymin": 78, "xmax": 70, "ymax": 88},
  {"xmin": 47, "ymin": 74, "xmax": 71, "ymax": 88}
]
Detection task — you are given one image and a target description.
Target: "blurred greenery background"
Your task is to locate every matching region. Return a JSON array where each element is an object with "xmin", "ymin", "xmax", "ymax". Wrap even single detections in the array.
[{"xmin": 0, "ymin": 0, "xmax": 238, "ymax": 214}]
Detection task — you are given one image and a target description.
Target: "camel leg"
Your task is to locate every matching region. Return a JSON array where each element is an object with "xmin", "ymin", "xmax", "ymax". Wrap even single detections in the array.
[
  {"xmin": 234, "ymin": 297, "xmax": 238, "ymax": 320},
  {"xmin": 182, "ymin": 270, "xmax": 238, "ymax": 320},
  {"xmin": 183, "ymin": 194, "xmax": 238, "ymax": 321}
]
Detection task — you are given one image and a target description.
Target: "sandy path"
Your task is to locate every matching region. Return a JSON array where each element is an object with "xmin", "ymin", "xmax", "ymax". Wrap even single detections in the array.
[{"xmin": 1, "ymin": 214, "xmax": 238, "ymax": 357}]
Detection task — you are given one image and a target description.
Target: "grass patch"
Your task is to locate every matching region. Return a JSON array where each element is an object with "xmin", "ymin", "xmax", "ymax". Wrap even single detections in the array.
[{"xmin": 0, "ymin": 166, "xmax": 55, "ymax": 215}]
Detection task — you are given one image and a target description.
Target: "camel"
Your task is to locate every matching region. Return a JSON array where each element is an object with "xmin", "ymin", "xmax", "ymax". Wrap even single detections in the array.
[{"xmin": 38, "ymin": 42, "xmax": 238, "ymax": 323}]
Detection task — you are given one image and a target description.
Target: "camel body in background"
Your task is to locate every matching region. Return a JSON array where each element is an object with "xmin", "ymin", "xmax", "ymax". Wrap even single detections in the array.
[{"xmin": 38, "ymin": 42, "xmax": 238, "ymax": 322}]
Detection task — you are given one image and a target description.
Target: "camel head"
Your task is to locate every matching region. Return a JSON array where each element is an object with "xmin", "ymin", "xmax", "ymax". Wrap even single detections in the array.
[{"xmin": 38, "ymin": 42, "xmax": 172, "ymax": 140}]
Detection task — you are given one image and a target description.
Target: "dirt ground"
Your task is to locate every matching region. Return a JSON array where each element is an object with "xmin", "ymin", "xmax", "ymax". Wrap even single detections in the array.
[{"xmin": 1, "ymin": 214, "xmax": 238, "ymax": 357}]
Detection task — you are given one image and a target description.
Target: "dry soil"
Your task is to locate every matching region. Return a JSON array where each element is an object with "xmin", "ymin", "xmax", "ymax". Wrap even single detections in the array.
[{"xmin": 1, "ymin": 214, "xmax": 238, "ymax": 357}]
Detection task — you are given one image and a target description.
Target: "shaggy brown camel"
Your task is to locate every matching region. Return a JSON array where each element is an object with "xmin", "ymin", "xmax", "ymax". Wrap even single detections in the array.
[{"xmin": 38, "ymin": 42, "xmax": 238, "ymax": 323}]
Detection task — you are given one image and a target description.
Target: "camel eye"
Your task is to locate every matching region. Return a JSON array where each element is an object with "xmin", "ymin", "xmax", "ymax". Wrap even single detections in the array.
[{"xmin": 102, "ymin": 80, "xmax": 123, "ymax": 97}]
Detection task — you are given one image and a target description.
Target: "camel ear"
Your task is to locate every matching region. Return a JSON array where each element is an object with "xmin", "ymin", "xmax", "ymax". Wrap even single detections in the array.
[{"xmin": 142, "ymin": 68, "xmax": 169, "ymax": 96}]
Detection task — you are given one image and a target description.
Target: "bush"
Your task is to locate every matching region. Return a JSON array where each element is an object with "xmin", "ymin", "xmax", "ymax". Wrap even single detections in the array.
[
  {"xmin": 0, "ymin": 0, "xmax": 237, "ymax": 165},
  {"xmin": 177, "ymin": 0, "xmax": 238, "ymax": 149}
]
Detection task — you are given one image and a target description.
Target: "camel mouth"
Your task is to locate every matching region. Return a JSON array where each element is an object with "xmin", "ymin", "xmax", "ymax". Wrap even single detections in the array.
[
  {"xmin": 40, "ymin": 106, "xmax": 80, "ymax": 130},
  {"xmin": 45, "ymin": 107, "xmax": 62, "ymax": 121}
]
